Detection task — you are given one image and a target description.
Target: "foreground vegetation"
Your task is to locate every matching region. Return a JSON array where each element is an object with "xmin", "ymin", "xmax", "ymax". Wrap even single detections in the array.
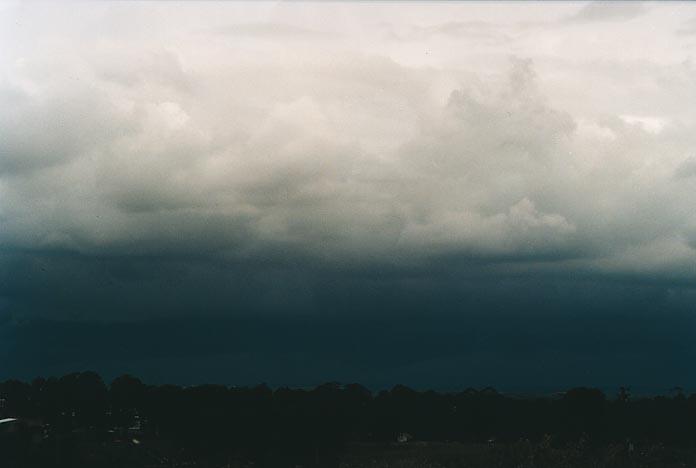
[{"xmin": 1, "ymin": 372, "xmax": 695, "ymax": 467}]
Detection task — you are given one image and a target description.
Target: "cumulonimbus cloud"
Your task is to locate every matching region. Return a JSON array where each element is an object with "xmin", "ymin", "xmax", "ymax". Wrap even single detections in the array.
[{"xmin": 0, "ymin": 1, "xmax": 695, "ymax": 312}]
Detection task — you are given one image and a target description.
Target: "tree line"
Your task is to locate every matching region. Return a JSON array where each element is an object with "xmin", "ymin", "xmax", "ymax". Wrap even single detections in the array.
[{"xmin": 1, "ymin": 372, "xmax": 695, "ymax": 467}]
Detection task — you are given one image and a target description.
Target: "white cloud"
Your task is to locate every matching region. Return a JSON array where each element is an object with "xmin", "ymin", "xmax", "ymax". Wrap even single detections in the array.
[{"xmin": 1, "ymin": 1, "xmax": 695, "ymax": 283}]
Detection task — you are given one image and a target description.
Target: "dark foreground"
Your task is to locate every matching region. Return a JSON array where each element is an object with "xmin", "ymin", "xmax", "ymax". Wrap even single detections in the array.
[
  {"xmin": 5, "ymin": 438, "xmax": 696, "ymax": 468},
  {"xmin": 342, "ymin": 441, "xmax": 696, "ymax": 468},
  {"xmin": 2, "ymin": 372, "xmax": 696, "ymax": 467}
]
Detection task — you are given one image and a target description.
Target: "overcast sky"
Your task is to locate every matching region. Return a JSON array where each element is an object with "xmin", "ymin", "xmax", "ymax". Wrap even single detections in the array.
[{"xmin": 1, "ymin": 1, "xmax": 695, "ymax": 390}]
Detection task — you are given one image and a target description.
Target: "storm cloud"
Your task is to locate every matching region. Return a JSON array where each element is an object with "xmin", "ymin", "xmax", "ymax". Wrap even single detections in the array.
[{"xmin": 0, "ymin": 1, "xmax": 695, "ymax": 388}]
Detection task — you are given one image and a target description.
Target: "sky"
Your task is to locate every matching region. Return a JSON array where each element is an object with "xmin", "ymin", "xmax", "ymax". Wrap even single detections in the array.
[{"xmin": 1, "ymin": 1, "xmax": 696, "ymax": 392}]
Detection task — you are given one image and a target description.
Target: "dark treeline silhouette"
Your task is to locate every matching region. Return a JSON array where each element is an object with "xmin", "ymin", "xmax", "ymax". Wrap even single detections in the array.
[{"xmin": 1, "ymin": 373, "xmax": 696, "ymax": 467}]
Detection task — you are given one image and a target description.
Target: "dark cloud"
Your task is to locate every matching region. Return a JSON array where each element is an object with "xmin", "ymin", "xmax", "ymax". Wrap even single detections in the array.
[
  {"xmin": 3, "ymin": 298, "xmax": 695, "ymax": 392},
  {"xmin": 674, "ymin": 157, "xmax": 696, "ymax": 179},
  {"xmin": 565, "ymin": 1, "xmax": 648, "ymax": 24}
]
